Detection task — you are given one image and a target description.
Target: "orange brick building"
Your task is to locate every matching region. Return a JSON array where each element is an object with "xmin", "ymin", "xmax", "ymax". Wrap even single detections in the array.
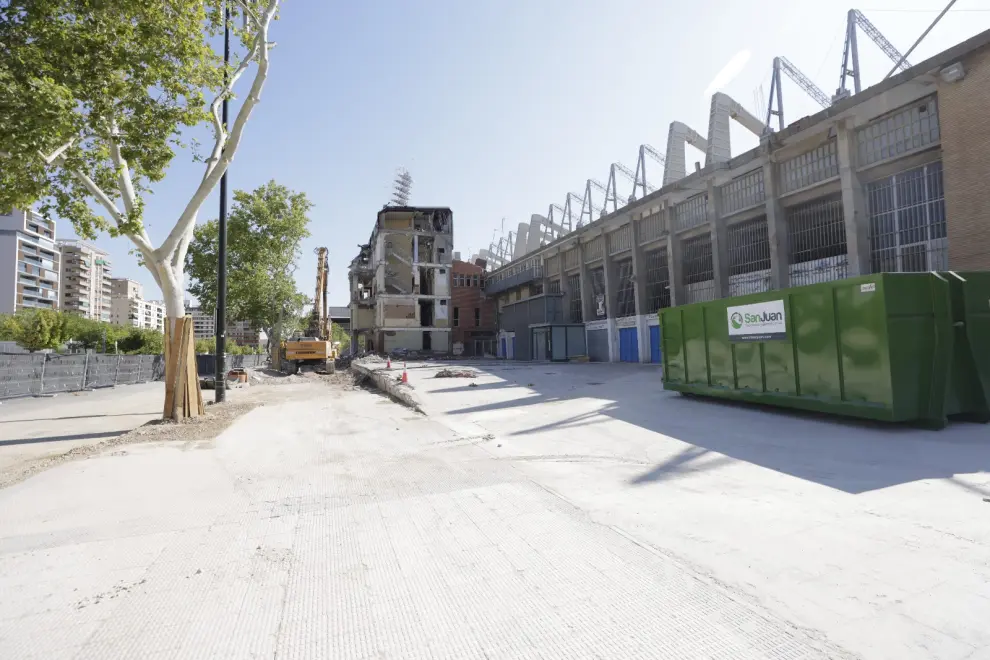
[{"xmin": 450, "ymin": 260, "xmax": 497, "ymax": 357}]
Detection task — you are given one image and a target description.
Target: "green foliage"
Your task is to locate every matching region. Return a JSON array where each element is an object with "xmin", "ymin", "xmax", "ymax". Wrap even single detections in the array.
[
  {"xmin": 186, "ymin": 180, "xmax": 312, "ymax": 344},
  {"xmin": 0, "ymin": 0, "xmax": 253, "ymax": 235},
  {"xmin": 117, "ymin": 327, "xmax": 164, "ymax": 355},
  {"xmin": 1, "ymin": 309, "xmax": 167, "ymax": 354},
  {"xmin": 0, "ymin": 309, "xmax": 69, "ymax": 352},
  {"xmin": 62, "ymin": 314, "xmax": 127, "ymax": 351},
  {"xmin": 193, "ymin": 337, "xmax": 262, "ymax": 355},
  {"xmin": 331, "ymin": 322, "xmax": 350, "ymax": 352}
]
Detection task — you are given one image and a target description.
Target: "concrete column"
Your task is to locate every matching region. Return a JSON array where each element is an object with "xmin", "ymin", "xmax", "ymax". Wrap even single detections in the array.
[
  {"xmin": 667, "ymin": 218, "xmax": 686, "ymax": 307},
  {"xmin": 708, "ymin": 181, "xmax": 729, "ymax": 299},
  {"xmin": 578, "ymin": 240, "xmax": 592, "ymax": 323},
  {"xmin": 836, "ymin": 118, "xmax": 871, "ymax": 276},
  {"xmin": 603, "ymin": 239, "xmax": 618, "ymax": 321},
  {"xmin": 762, "ymin": 161, "xmax": 789, "ymax": 289},
  {"xmin": 602, "ymin": 238, "xmax": 618, "ymax": 362},
  {"xmin": 629, "ymin": 217, "xmax": 650, "ymax": 362},
  {"xmin": 630, "ymin": 218, "xmax": 647, "ymax": 316}
]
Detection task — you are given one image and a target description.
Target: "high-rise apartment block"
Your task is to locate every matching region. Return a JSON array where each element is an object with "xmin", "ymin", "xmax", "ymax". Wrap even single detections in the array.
[
  {"xmin": 57, "ymin": 240, "xmax": 112, "ymax": 321},
  {"xmin": 109, "ymin": 278, "xmax": 165, "ymax": 331},
  {"xmin": 185, "ymin": 304, "xmax": 216, "ymax": 339},
  {"xmin": 0, "ymin": 208, "xmax": 60, "ymax": 313}
]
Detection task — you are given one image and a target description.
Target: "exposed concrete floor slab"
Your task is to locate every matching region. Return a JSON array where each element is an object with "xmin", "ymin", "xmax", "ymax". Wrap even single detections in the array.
[{"xmin": 382, "ymin": 359, "xmax": 990, "ymax": 660}]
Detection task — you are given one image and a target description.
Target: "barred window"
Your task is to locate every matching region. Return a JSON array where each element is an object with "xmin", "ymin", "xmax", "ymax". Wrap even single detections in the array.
[
  {"xmin": 567, "ymin": 273, "xmax": 582, "ymax": 323},
  {"xmin": 615, "ymin": 260, "xmax": 636, "ymax": 317},
  {"xmin": 867, "ymin": 161, "xmax": 947, "ymax": 273},
  {"xmin": 644, "ymin": 248, "xmax": 670, "ymax": 313},
  {"xmin": 590, "ymin": 266, "xmax": 607, "ymax": 318}
]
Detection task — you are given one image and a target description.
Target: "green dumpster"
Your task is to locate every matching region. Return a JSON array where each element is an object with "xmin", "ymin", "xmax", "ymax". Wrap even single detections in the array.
[{"xmin": 659, "ymin": 271, "xmax": 990, "ymax": 428}]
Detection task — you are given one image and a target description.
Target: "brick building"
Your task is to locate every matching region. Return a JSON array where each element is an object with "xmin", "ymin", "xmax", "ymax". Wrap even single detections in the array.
[{"xmin": 450, "ymin": 259, "xmax": 496, "ymax": 357}]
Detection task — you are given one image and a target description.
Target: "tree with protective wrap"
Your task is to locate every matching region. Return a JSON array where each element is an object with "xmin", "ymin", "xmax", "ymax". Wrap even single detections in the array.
[{"xmin": 0, "ymin": 0, "xmax": 285, "ymax": 417}]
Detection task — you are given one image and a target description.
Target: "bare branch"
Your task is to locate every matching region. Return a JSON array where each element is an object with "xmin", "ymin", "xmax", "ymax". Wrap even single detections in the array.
[
  {"xmin": 157, "ymin": 0, "xmax": 280, "ymax": 263},
  {"xmin": 42, "ymin": 140, "xmax": 76, "ymax": 165},
  {"xmin": 171, "ymin": 215, "xmax": 194, "ymax": 270},
  {"xmin": 106, "ymin": 122, "xmax": 156, "ymax": 250},
  {"xmin": 108, "ymin": 122, "xmax": 136, "ymax": 215},
  {"xmin": 49, "ymin": 153, "xmax": 156, "ymax": 257},
  {"xmin": 233, "ymin": 0, "xmax": 260, "ymax": 27},
  {"xmin": 200, "ymin": 4, "xmax": 267, "ymax": 184}
]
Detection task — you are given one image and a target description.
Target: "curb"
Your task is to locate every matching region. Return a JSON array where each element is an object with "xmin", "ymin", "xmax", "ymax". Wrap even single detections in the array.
[{"xmin": 351, "ymin": 362, "xmax": 426, "ymax": 414}]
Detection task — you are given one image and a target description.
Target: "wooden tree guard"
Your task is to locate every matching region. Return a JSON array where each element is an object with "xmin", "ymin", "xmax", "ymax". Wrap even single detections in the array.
[{"xmin": 163, "ymin": 316, "xmax": 205, "ymax": 421}]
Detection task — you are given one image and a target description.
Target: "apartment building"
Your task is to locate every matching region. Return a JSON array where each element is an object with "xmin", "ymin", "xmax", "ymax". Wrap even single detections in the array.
[
  {"xmin": 228, "ymin": 320, "xmax": 266, "ymax": 349},
  {"xmin": 348, "ymin": 206, "xmax": 454, "ymax": 354},
  {"xmin": 0, "ymin": 208, "xmax": 60, "ymax": 313},
  {"xmin": 185, "ymin": 304, "xmax": 216, "ymax": 340},
  {"xmin": 57, "ymin": 240, "xmax": 112, "ymax": 321},
  {"xmin": 109, "ymin": 278, "xmax": 165, "ymax": 331}
]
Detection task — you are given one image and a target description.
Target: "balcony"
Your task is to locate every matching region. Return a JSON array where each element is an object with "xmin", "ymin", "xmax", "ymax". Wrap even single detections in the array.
[{"xmin": 484, "ymin": 264, "xmax": 544, "ymax": 295}]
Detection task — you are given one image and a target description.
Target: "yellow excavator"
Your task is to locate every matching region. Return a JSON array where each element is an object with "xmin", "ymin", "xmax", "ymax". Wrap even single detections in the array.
[{"xmin": 280, "ymin": 247, "xmax": 339, "ymax": 375}]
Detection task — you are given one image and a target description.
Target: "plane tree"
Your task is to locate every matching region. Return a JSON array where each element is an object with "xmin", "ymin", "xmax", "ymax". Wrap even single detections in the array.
[{"xmin": 0, "ymin": 0, "xmax": 284, "ymax": 416}]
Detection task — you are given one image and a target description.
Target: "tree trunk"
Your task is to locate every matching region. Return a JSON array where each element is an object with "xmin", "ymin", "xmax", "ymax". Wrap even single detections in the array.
[{"xmin": 158, "ymin": 260, "xmax": 204, "ymax": 420}]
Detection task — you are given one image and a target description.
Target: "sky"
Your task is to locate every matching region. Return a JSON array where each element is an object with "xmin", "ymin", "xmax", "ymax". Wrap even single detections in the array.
[{"xmin": 54, "ymin": 0, "xmax": 990, "ymax": 307}]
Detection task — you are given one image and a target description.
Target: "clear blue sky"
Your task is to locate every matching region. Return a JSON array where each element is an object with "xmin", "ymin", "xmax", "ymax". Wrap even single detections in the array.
[{"xmin": 57, "ymin": 0, "xmax": 989, "ymax": 307}]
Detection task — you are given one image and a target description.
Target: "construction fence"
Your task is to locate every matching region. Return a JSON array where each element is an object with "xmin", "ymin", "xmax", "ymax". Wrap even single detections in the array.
[{"xmin": 0, "ymin": 353, "xmax": 268, "ymax": 400}]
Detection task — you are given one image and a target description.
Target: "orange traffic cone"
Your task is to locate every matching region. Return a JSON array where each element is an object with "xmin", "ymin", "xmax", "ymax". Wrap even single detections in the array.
[
  {"xmin": 401, "ymin": 362, "xmax": 408, "ymax": 384},
  {"xmin": 386, "ymin": 357, "xmax": 391, "ymax": 370}
]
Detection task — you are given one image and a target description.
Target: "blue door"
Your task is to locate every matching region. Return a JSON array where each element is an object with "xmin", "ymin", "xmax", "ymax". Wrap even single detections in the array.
[
  {"xmin": 618, "ymin": 327, "xmax": 638, "ymax": 362},
  {"xmin": 650, "ymin": 325, "xmax": 662, "ymax": 363},
  {"xmin": 500, "ymin": 338, "xmax": 507, "ymax": 358}
]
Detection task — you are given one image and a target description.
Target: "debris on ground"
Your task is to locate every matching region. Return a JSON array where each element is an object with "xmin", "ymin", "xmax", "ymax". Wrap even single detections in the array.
[{"xmin": 434, "ymin": 369, "xmax": 477, "ymax": 379}]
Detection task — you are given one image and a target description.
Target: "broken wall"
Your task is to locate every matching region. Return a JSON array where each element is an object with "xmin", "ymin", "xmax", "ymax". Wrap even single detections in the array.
[
  {"xmin": 383, "ymin": 330, "xmax": 424, "ymax": 353},
  {"xmin": 380, "ymin": 300, "xmax": 419, "ymax": 328}
]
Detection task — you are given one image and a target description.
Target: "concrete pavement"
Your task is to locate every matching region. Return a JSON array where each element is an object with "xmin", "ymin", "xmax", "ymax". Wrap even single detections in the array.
[
  {"xmin": 0, "ymin": 379, "xmax": 844, "ymax": 659},
  {"xmin": 0, "ymin": 382, "xmax": 164, "ymax": 478},
  {"xmin": 371, "ymin": 359, "xmax": 990, "ymax": 660}
]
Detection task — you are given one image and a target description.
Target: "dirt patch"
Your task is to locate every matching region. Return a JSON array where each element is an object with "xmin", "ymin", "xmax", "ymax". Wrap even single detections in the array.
[{"xmin": 0, "ymin": 372, "xmax": 362, "ymax": 490}]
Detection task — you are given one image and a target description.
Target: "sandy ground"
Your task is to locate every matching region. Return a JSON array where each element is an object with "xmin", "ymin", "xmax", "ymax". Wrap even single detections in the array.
[{"xmin": 0, "ymin": 370, "xmax": 358, "ymax": 490}]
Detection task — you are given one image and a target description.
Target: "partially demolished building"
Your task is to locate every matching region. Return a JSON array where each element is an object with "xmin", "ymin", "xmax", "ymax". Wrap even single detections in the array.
[{"xmin": 348, "ymin": 206, "xmax": 454, "ymax": 354}]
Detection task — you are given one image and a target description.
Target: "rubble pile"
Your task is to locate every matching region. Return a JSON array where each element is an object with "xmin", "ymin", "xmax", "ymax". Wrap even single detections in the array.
[{"xmin": 434, "ymin": 369, "xmax": 477, "ymax": 379}]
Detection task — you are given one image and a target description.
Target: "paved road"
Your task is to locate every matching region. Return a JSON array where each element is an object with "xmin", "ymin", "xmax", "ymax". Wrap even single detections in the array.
[
  {"xmin": 385, "ymin": 360, "xmax": 990, "ymax": 660},
  {"xmin": 0, "ymin": 379, "xmax": 843, "ymax": 659},
  {"xmin": 0, "ymin": 382, "xmax": 165, "ymax": 477}
]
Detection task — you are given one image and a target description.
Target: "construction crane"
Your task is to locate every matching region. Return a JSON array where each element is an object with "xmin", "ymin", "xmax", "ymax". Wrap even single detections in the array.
[
  {"xmin": 633, "ymin": 145, "xmax": 664, "ymax": 201},
  {"xmin": 765, "ymin": 56, "xmax": 832, "ymax": 133},
  {"xmin": 837, "ymin": 9, "xmax": 910, "ymax": 97},
  {"xmin": 280, "ymin": 247, "xmax": 338, "ymax": 375},
  {"xmin": 604, "ymin": 162, "xmax": 638, "ymax": 214}
]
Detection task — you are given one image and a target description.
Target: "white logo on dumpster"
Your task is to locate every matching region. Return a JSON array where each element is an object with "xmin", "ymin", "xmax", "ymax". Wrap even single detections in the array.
[{"xmin": 727, "ymin": 300, "xmax": 787, "ymax": 342}]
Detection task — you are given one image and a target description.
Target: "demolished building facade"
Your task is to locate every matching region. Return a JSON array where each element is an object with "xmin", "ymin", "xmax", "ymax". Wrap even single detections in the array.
[{"xmin": 348, "ymin": 206, "xmax": 454, "ymax": 354}]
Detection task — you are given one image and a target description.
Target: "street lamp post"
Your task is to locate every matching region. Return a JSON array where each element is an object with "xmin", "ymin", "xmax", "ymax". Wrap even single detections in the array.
[{"xmin": 215, "ymin": 0, "xmax": 230, "ymax": 403}]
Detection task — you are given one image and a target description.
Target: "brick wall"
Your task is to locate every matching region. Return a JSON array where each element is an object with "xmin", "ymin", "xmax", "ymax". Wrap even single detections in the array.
[
  {"xmin": 450, "ymin": 261, "xmax": 496, "ymax": 352},
  {"xmin": 938, "ymin": 46, "xmax": 990, "ymax": 270}
]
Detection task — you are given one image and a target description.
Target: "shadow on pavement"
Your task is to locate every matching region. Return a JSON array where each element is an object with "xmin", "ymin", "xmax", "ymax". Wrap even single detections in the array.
[
  {"xmin": 0, "ymin": 431, "xmax": 126, "ymax": 447},
  {"xmin": 434, "ymin": 362, "xmax": 990, "ymax": 494},
  {"xmin": 0, "ymin": 412, "xmax": 158, "ymax": 424}
]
